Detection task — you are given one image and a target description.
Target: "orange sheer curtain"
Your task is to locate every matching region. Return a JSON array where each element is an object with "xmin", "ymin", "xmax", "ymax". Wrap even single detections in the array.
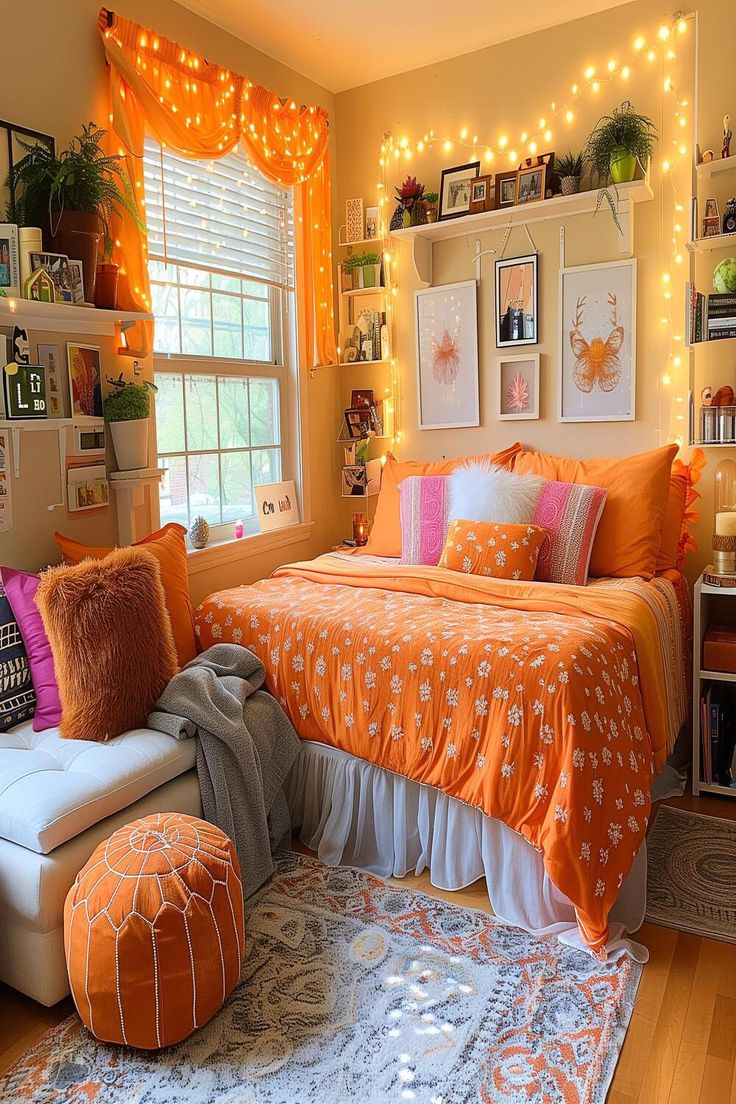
[{"xmin": 97, "ymin": 8, "xmax": 336, "ymax": 367}]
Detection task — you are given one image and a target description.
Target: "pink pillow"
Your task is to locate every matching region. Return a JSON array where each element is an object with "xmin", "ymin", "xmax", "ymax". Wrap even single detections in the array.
[
  {"xmin": 533, "ymin": 482, "xmax": 607, "ymax": 586},
  {"xmin": 1, "ymin": 567, "xmax": 61, "ymax": 731},
  {"xmin": 399, "ymin": 475, "xmax": 450, "ymax": 565}
]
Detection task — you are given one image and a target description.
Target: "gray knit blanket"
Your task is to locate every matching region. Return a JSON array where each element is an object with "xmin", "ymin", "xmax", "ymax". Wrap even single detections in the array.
[{"xmin": 147, "ymin": 643, "xmax": 301, "ymax": 901}]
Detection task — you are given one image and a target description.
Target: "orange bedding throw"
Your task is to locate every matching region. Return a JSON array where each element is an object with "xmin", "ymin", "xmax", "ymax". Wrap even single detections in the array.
[{"xmin": 196, "ymin": 555, "xmax": 686, "ymax": 954}]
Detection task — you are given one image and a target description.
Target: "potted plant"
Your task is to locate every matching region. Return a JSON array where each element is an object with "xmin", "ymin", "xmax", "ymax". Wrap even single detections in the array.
[
  {"xmin": 354, "ymin": 251, "xmax": 382, "ymax": 288},
  {"xmin": 556, "ymin": 151, "xmax": 584, "ymax": 195},
  {"xmin": 425, "ymin": 192, "xmax": 439, "ymax": 222},
  {"xmin": 391, "ymin": 176, "xmax": 426, "ymax": 229},
  {"xmin": 584, "ymin": 101, "xmax": 657, "ymax": 184},
  {"xmin": 11, "ymin": 123, "xmax": 140, "ymax": 303},
  {"xmin": 103, "ymin": 378, "xmax": 157, "ymax": 472},
  {"xmin": 95, "ymin": 238, "xmax": 120, "ymax": 310},
  {"xmin": 341, "ymin": 254, "xmax": 359, "ymax": 292}
]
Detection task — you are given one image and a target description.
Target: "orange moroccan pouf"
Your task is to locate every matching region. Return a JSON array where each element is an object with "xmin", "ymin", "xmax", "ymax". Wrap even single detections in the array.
[{"xmin": 64, "ymin": 813, "xmax": 244, "ymax": 1049}]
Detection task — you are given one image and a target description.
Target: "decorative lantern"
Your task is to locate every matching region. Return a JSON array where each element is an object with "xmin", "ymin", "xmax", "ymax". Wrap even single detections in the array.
[
  {"xmin": 352, "ymin": 512, "xmax": 368, "ymax": 546},
  {"xmin": 713, "ymin": 459, "xmax": 736, "ymax": 574}
]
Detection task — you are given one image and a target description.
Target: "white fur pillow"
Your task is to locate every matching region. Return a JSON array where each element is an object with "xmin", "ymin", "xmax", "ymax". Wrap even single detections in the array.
[{"xmin": 449, "ymin": 461, "xmax": 546, "ymax": 524}]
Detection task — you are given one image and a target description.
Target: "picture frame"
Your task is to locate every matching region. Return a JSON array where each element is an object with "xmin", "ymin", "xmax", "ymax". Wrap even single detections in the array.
[
  {"xmin": 344, "ymin": 406, "xmax": 373, "ymax": 439},
  {"xmin": 346, "ymin": 198, "xmax": 364, "ymax": 243},
  {"xmin": 558, "ymin": 258, "xmax": 637, "ymax": 423},
  {"xmin": 0, "ymin": 121, "xmax": 55, "ymax": 226},
  {"xmin": 36, "ymin": 342, "xmax": 65, "ymax": 418},
  {"xmin": 494, "ymin": 171, "xmax": 517, "ymax": 209},
  {"xmin": 67, "ymin": 259, "xmax": 85, "ymax": 304},
  {"xmin": 497, "ymin": 354, "xmax": 540, "ymax": 420},
  {"xmin": 350, "ymin": 388, "xmax": 374, "ymax": 409},
  {"xmin": 66, "ymin": 342, "xmax": 103, "ymax": 418},
  {"xmin": 30, "ymin": 252, "xmax": 74, "ymax": 303},
  {"xmin": 469, "ymin": 175, "xmax": 493, "ymax": 215},
  {"xmin": 438, "ymin": 161, "xmax": 480, "ymax": 220},
  {"xmin": 415, "ymin": 279, "xmax": 479, "ymax": 430},
  {"xmin": 516, "ymin": 162, "xmax": 546, "ymax": 204},
  {"xmin": 365, "ymin": 206, "xmax": 379, "ymax": 239},
  {"xmin": 0, "ymin": 224, "xmax": 20, "ymax": 296},
  {"xmin": 2, "ymin": 362, "xmax": 47, "ymax": 420},
  {"xmin": 495, "ymin": 253, "xmax": 538, "ymax": 347}
]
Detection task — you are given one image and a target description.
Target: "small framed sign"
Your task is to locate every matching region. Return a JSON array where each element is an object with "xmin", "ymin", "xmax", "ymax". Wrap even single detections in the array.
[
  {"xmin": 2, "ymin": 362, "xmax": 47, "ymax": 419},
  {"xmin": 255, "ymin": 479, "xmax": 298, "ymax": 532}
]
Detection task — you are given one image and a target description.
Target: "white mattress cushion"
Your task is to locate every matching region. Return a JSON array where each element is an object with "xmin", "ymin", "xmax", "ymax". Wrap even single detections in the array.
[{"xmin": 0, "ymin": 720, "xmax": 196, "ymax": 854}]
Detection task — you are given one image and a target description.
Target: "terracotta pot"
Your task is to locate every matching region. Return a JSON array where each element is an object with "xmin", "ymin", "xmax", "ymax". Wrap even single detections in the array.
[
  {"xmin": 48, "ymin": 209, "xmax": 102, "ymax": 303},
  {"xmin": 95, "ymin": 263, "xmax": 120, "ymax": 310}
]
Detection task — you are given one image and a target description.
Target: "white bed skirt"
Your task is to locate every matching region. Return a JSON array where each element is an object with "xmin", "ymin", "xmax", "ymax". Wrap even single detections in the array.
[{"xmin": 286, "ymin": 741, "xmax": 648, "ymax": 962}]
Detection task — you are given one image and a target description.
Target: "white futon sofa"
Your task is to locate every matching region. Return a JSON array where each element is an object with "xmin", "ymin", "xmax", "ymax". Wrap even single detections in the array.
[{"xmin": 0, "ymin": 720, "xmax": 202, "ymax": 1005}]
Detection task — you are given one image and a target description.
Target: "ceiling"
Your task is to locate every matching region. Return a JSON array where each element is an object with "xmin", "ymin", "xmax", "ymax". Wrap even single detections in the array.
[{"xmin": 176, "ymin": 0, "xmax": 633, "ymax": 94}]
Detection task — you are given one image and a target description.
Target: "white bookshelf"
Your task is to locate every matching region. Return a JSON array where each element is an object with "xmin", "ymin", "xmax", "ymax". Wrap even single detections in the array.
[{"xmin": 693, "ymin": 572, "xmax": 736, "ymax": 797}]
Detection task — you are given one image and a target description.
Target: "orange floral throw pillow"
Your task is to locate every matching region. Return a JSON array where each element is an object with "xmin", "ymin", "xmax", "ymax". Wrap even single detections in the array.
[{"xmin": 439, "ymin": 519, "xmax": 547, "ymax": 580}]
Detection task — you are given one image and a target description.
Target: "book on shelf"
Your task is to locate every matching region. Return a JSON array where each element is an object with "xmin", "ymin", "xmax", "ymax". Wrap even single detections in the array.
[
  {"xmin": 700, "ymin": 682, "xmax": 736, "ymax": 788},
  {"xmin": 686, "ymin": 285, "xmax": 736, "ymax": 344}
]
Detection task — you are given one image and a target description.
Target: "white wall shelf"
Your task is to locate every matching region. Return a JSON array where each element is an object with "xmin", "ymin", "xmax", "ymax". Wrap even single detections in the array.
[
  {"xmin": 390, "ymin": 178, "xmax": 653, "ymax": 284},
  {"xmin": 693, "ymin": 573, "xmax": 736, "ymax": 797},
  {"xmin": 686, "ymin": 233, "xmax": 736, "ymax": 253},
  {"xmin": 0, "ymin": 296, "xmax": 152, "ymax": 336},
  {"xmin": 697, "ymin": 152, "xmax": 736, "ymax": 179}
]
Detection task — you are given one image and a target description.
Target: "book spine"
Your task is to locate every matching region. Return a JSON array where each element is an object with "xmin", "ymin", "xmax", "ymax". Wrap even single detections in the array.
[{"xmin": 708, "ymin": 329, "xmax": 736, "ymax": 341}]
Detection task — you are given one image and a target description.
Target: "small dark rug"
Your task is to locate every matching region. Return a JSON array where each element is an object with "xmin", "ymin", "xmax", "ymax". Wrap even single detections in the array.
[{"xmin": 646, "ymin": 805, "xmax": 736, "ymax": 942}]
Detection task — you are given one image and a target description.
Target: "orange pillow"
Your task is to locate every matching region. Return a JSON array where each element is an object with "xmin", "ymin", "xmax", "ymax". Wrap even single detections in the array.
[
  {"xmin": 439, "ymin": 519, "xmax": 547, "ymax": 580},
  {"xmin": 363, "ymin": 443, "xmax": 522, "ymax": 557},
  {"xmin": 36, "ymin": 547, "xmax": 178, "ymax": 742},
  {"xmin": 55, "ymin": 523, "xmax": 197, "ymax": 665},
  {"xmin": 514, "ymin": 445, "xmax": 677, "ymax": 579},
  {"xmin": 656, "ymin": 472, "xmax": 689, "ymax": 572}
]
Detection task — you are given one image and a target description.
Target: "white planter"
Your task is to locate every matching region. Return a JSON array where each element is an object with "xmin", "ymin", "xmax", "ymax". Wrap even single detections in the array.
[{"xmin": 110, "ymin": 418, "xmax": 149, "ymax": 472}]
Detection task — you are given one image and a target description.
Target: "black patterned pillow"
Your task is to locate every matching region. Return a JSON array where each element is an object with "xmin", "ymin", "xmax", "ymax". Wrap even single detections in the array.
[{"xmin": 0, "ymin": 573, "xmax": 35, "ymax": 729}]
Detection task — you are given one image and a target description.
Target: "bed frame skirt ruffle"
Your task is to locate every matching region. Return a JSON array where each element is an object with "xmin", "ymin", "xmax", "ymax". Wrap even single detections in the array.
[{"xmin": 286, "ymin": 740, "xmax": 649, "ymax": 961}]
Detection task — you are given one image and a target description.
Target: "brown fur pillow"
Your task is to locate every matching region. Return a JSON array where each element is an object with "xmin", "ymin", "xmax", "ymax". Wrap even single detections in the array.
[{"xmin": 36, "ymin": 546, "xmax": 179, "ymax": 742}]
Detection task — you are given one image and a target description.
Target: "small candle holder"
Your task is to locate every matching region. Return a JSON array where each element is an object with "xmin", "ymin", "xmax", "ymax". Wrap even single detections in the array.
[
  {"xmin": 713, "ymin": 534, "xmax": 736, "ymax": 574},
  {"xmin": 352, "ymin": 512, "xmax": 368, "ymax": 546}
]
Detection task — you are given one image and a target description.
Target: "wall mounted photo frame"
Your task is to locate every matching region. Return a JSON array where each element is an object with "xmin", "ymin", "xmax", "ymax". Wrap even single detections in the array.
[
  {"xmin": 345, "ymin": 198, "xmax": 364, "ymax": 243},
  {"xmin": 495, "ymin": 253, "xmax": 538, "ymax": 347},
  {"xmin": 36, "ymin": 342, "xmax": 65, "ymax": 417},
  {"xmin": 497, "ymin": 353, "xmax": 540, "ymax": 420},
  {"xmin": 66, "ymin": 342, "xmax": 103, "ymax": 418},
  {"xmin": 0, "ymin": 120, "xmax": 55, "ymax": 226},
  {"xmin": 438, "ymin": 161, "xmax": 480, "ymax": 220},
  {"xmin": 415, "ymin": 279, "xmax": 479, "ymax": 430},
  {"xmin": 558, "ymin": 258, "xmax": 637, "ymax": 422}
]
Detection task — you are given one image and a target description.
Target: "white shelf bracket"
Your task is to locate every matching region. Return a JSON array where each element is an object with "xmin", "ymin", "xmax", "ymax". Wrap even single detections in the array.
[
  {"xmin": 46, "ymin": 426, "xmax": 68, "ymax": 512},
  {"xmin": 10, "ymin": 428, "xmax": 20, "ymax": 479},
  {"xmin": 559, "ymin": 226, "xmax": 566, "ymax": 269}
]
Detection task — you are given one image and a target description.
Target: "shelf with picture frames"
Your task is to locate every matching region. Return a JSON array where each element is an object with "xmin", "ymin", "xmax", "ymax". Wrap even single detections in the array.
[
  {"xmin": 390, "ymin": 177, "xmax": 653, "ymax": 285},
  {"xmin": 0, "ymin": 295, "xmax": 152, "ymax": 336}
]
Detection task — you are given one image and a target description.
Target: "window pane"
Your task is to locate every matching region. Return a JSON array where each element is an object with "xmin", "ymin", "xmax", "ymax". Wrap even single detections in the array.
[
  {"xmin": 221, "ymin": 450, "xmax": 253, "ymax": 521},
  {"xmin": 154, "ymin": 373, "xmax": 186, "ymax": 454},
  {"xmin": 180, "ymin": 288, "xmax": 212, "ymax": 356},
  {"xmin": 188, "ymin": 454, "xmax": 221, "ymax": 525},
  {"xmin": 184, "ymin": 375, "xmax": 218, "ymax": 451},
  {"xmin": 178, "ymin": 266, "xmax": 210, "ymax": 288},
  {"xmin": 213, "ymin": 293, "xmax": 243, "ymax": 360},
  {"xmin": 242, "ymin": 279, "xmax": 269, "ymax": 299},
  {"xmin": 249, "ymin": 378, "xmax": 280, "ymax": 446},
  {"xmin": 151, "ymin": 284, "xmax": 180, "ymax": 354},
  {"xmin": 218, "ymin": 376, "xmax": 249, "ymax": 449},
  {"xmin": 159, "ymin": 456, "xmax": 189, "ymax": 528},
  {"xmin": 243, "ymin": 298, "xmax": 271, "ymax": 361},
  {"xmin": 251, "ymin": 448, "xmax": 281, "ymax": 490},
  {"xmin": 212, "ymin": 273, "xmax": 241, "ymax": 293}
]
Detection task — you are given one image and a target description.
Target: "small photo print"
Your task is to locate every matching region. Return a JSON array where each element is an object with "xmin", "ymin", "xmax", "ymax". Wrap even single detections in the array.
[
  {"xmin": 0, "ymin": 239, "xmax": 13, "ymax": 288},
  {"xmin": 67, "ymin": 342, "xmax": 103, "ymax": 417},
  {"xmin": 31, "ymin": 252, "xmax": 75, "ymax": 302}
]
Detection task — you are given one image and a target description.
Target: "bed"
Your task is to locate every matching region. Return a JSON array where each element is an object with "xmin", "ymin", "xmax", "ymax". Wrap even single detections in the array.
[{"xmin": 195, "ymin": 551, "xmax": 689, "ymax": 958}]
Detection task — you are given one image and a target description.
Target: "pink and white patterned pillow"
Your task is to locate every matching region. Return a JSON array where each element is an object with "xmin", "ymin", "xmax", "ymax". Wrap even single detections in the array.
[
  {"xmin": 533, "ymin": 481, "xmax": 607, "ymax": 586},
  {"xmin": 399, "ymin": 475, "xmax": 450, "ymax": 565}
]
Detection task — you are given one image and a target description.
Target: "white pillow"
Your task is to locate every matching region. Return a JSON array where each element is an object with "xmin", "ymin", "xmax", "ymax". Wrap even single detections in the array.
[{"xmin": 449, "ymin": 461, "xmax": 546, "ymax": 524}]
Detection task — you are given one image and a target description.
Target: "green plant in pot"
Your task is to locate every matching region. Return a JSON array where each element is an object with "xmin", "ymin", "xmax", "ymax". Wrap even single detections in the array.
[
  {"xmin": 556, "ymin": 152, "xmax": 584, "ymax": 196},
  {"xmin": 585, "ymin": 101, "xmax": 657, "ymax": 185},
  {"xmin": 353, "ymin": 251, "xmax": 382, "ymax": 289},
  {"xmin": 425, "ymin": 192, "xmax": 439, "ymax": 223},
  {"xmin": 103, "ymin": 377, "xmax": 157, "ymax": 472},
  {"xmin": 341, "ymin": 254, "xmax": 359, "ymax": 291},
  {"xmin": 11, "ymin": 123, "xmax": 140, "ymax": 304}
]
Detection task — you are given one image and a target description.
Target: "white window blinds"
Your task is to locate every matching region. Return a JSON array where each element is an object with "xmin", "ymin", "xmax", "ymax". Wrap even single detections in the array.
[{"xmin": 142, "ymin": 137, "xmax": 294, "ymax": 290}]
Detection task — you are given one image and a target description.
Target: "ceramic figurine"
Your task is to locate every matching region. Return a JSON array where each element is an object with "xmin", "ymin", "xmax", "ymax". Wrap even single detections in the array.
[
  {"xmin": 188, "ymin": 515, "xmax": 210, "ymax": 549},
  {"xmin": 702, "ymin": 385, "xmax": 713, "ymax": 407},
  {"xmin": 723, "ymin": 114, "xmax": 732, "ymax": 160},
  {"xmin": 702, "ymin": 149, "xmax": 715, "ymax": 163}
]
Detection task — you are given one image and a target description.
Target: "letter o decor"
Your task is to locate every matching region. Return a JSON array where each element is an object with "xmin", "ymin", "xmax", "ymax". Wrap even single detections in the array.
[{"xmin": 64, "ymin": 813, "xmax": 244, "ymax": 1049}]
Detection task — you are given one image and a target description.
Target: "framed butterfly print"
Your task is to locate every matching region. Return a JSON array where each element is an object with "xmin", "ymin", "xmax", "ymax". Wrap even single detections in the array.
[
  {"xmin": 414, "ymin": 280, "xmax": 479, "ymax": 430},
  {"xmin": 558, "ymin": 259, "xmax": 637, "ymax": 422}
]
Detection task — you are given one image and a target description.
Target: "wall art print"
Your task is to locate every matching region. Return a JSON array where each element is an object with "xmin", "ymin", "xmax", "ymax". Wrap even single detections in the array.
[{"xmin": 414, "ymin": 280, "xmax": 479, "ymax": 430}]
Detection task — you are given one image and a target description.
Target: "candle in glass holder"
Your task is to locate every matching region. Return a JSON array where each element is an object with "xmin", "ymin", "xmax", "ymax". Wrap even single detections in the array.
[
  {"xmin": 716, "ymin": 511, "xmax": 736, "ymax": 536},
  {"xmin": 353, "ymin": 512, "xmax": 368, "ymax": 546}
]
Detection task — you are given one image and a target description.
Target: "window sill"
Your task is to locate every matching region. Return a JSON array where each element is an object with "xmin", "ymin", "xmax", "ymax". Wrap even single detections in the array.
[{"xmin": 186, "ymin": 521, "xmax": 315, "ymax": 574}]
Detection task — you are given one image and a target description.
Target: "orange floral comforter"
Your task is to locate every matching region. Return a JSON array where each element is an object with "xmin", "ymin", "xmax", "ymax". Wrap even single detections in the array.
[{"xmin": 196, "ymin": 554, "xmax": 687, "ymax": 954}]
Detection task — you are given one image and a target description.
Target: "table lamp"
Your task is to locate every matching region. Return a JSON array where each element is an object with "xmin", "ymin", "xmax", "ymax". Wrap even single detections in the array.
[{"xmin": 713, "ymin": 458, "xmax": 736, "ymax": 574}]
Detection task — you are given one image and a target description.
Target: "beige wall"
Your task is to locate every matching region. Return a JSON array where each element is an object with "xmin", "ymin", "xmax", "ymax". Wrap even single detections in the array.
[
  {"xmin": 0, "ymin": 0, "xmax": 342, "ymax": 581},
  {"xmin": 335, "ymin": 0, "xmax": 733, "ymax": 579}
]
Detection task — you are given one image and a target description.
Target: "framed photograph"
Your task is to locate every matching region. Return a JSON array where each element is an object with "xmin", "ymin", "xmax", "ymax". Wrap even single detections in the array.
[
  {"xmin": 2, "ymin": 362, "xmax": 47, "ymax": 420},
  {"xmin": 341, "ymin": 464, "xmax": 368, "ymax": 497},
  {"xmin": 66, "ymin": 342, "xmax": 103, "ymax": 418},
  {"xmin": 703, "ymin": 197, "xmax": 719, "ymax": 219},
  {"xmin": 344, "ymin": 406, "xmax": 373, "ymax": 439},
  {"xmin": 438, "ymin": 161, "xmax": 480, "ymax": 220},
  {"xmin": 346, "ymin": 198, "xmax": 364, "ymax": 243},
  {"xmin": 497, "ymin": 354, "xmax": 540, "ymax": 420},
  {"xmin": 495, "ymin": 171, "xmax": 517, "ymax": 209},
  {"xmin": 68, "ymin": 259, "xmax": 85, "ymax": 304},
  {"xmin": 495, "ymin": 253, "xmax": 538, "ymax": 347},
  {"xmin": 0, "ymin": 224, "xmax": 20, "ymax": 296},
  {"xmin": 350, "ymin": 389, "xmax": 374, "ymax": 409},
  {"xmin": 365, "ymin": 206, "xmax": 379, "ymax": 239},
  {"xmin": 0, "ymin": 121, "xmax": 55, "ymax": 226},
  {"xmin": 414, "ymin": 279, "xmax": 479, "ymax": 430},
  {"xmin": 30, "ymin": 252, "xmax": 74, "ymax": 302},
  {"xmin": 516, "ymin": 163, "xmax": 546, "ymax": 204},
  {"xmin": 469, "ymin": 175, "xmax": 493, "ymax": 215},
  {"xmin": 36, "ymin": 342, "xmax": 65, "ymax": 417},
  {"xmin": 559, "ymin": 259, "xmax": 637, "ymax": 422}
]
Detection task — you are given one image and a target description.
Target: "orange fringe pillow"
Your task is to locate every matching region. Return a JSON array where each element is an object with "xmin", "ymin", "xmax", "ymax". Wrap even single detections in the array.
[
  {"xmin": 36, "ymin": 547, "xmax": 179, "ymax": 742},
  {"xmin": 439, "ymin": 519, "xmax": 547, "ymax": 580}
]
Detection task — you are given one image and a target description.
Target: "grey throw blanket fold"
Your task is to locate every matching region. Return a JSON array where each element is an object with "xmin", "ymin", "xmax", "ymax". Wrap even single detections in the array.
[{"xmin": 147, "ymin": 643, "xmax": 301, "ymax": 901}]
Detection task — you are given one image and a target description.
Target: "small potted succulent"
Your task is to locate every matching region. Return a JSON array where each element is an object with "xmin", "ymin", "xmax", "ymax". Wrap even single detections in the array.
[
  {"xmin": 424, "ymin": 192, "xmax": 439, "ymax": 223},
  {"xmin": 585, "ymin": 101, "xmax": 657, "ymax": 184},
  {"xmin": 353, "ymin": 251, "xmax": 382, "ymax": 289},
  {"xmin": 556, "ymin": 151, "xmax": 584, "ymax": 195},
  {"xmin": 341, "ymin": 254, "xmax": 358, "ymax": 292},
  {"xmin": 103, "ymin": 377, "xmax": 157, "ymax": 472}
]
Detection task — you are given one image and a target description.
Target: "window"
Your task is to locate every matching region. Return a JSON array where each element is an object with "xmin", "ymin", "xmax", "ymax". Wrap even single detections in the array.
[{"xmin": 143, "ymin": 139, "xmax": 295, "ymax": 539}]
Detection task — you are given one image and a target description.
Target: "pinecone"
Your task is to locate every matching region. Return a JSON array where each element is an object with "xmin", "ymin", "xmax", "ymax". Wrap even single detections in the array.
[
  {"xmin": 389, "ymin": 206, "xmax": 405, "ymax": 231},
  {"xmin": 189, "ymin": 515, "xmax": 210, "ymax": 549}
]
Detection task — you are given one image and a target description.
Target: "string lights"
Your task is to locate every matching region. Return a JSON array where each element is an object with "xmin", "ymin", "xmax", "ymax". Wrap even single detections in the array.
[{"xmin": 377, "ymin": 11, "xmax": 695, "ymax": 452}]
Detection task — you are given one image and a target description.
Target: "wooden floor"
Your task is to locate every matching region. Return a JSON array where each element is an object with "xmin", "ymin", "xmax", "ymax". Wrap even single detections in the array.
[{"xmin": 1, "ymin": 791, "xmax": 736, "ymax": 1102}]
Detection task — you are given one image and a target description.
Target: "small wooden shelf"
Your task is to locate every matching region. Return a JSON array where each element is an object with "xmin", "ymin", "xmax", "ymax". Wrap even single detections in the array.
[
  {"xmin": 0, "ymin": 296, "xmax": 152, "ymax": 336},
  {"xmin": 338, "ymin": 358, "xmax": 388, "ymax": 368},
  {"xmin": 337, "ymin": 235, "xmax": 385, "ymax": 248},
  {"xmin": 697, "ymin": 152, "xmax": 736, "ymax": 179},
  {"xmin": 339, "ymin": 286, "xmax": 386, "ymax": 298},
  {"xmin": 686, "ymin": 233, "xmax": 736, "ymax": 253}
]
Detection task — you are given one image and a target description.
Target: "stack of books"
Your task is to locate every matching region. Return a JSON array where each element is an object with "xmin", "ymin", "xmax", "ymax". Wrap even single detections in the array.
[
  {"xmin": 687, "ymin": 283, "xmax": 736, "ymax": 344},
  {"xmin": 700, "ymin": 683, "xmax": 736, "ymax": 787}
]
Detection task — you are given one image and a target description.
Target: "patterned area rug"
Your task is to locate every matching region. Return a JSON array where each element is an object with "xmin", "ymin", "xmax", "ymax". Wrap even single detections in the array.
[
  {"xmin": 3, "ymin": 853, "xmax": 641, "ymax": 1104},
  {"xmin": 646, "ymin": 804, "xmax": 736, "ymax": 942}
]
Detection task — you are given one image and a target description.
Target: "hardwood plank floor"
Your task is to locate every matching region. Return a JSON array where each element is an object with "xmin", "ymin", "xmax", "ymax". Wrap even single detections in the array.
[{"xmin": 1, "ymin": 790, "xmax": 735, "ymax": 1102}]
